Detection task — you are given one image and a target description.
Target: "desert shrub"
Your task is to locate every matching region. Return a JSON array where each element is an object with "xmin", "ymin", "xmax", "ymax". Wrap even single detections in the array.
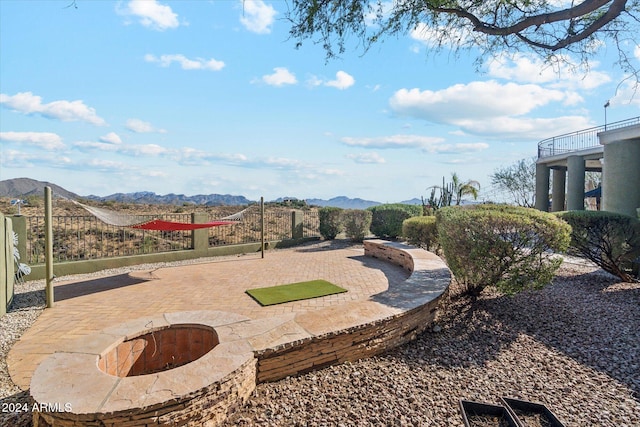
[
  {"xmin": 555, "ymin": 210, "xmax": 640, "ymax": 282},
  {"xmin": 367, "ymin": 204, "xmax": 422, "ymax": 238},
  {"xmin": 341, "ymin": 209, "xmax": 372, "ymax": 242},
  {"xmin": 318, "ymin": 207, "xmax": 343, "ymax": 240},
  {"xmin": 402, "ymin": 215, "xmax": 438, "ymax": 250},
  {"xmin": 437, "ymin": 204, "xmax": 571, "ymax": 296}
]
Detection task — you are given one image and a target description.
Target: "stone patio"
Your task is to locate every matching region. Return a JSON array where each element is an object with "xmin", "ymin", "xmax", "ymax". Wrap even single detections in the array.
[{"xmin": 9, "ymin": 240, "xmax": 451, "ymax": 426}]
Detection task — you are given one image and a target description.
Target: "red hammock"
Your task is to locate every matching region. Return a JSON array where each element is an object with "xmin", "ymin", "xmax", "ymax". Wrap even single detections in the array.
[{"xmin": 130, "ymin": 220, "xmax": 238, "ymax": 231}]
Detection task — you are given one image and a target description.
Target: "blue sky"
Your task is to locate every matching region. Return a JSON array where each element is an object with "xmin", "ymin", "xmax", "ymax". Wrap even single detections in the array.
[{"xmin": 1, "ymin": 0, "xmax": 639, "ymax": 203}]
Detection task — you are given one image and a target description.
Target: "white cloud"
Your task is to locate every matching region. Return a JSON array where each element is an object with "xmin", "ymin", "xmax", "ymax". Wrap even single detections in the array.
[
  {"xmin": 609, "ymin": 79, "xmax": 640, "ymax": 106},
  {"xmin": 88, "ymin": 158, "xmax": 136, "ymax": 171},
  {"xmin": 118, "ymin": 0, "xmax": 179, "ymax": 31},
  {"xmin": 128, "ymin": 143, "xmax": 167, "ymax": 155},
  {"xmin": 433, "ymin": 142, "xmax": 489, "ymax": 154},
  {"xmin": 390, "ymin": 81, "xmax": 568, "ymax": 123},
  {"xmin": 342, "ymin": 134, "xmax": 490, "ymax": 154},
  {"xmin": 239, "ymin": 0, "xmax": 276, "ymax": 34},
  {"xmin": 0, "ymin": 149, "xmax": 76, "ymax": 169},
  {"xmin": 0, "ymin": 92, "xmax": 106, "ymax": 125},
  {"xmin": 346, "ymin": 152, "xmax": 386, "ymax": 164},
  {"xmin": 388, "ymin": 80, "xmax": 600, "ymax": 139},
  {"xmin": 325, "ymin": 71, "xmax": 355, "ymax": 90},
  {"xmin": 125, "ymin": 118, "xmax": 167, "ymax": 133},
  {"xmin": 99, "ymin": 132, "xmax": 122, "ymax": 144},
  {"xmin": 455, "ymin": 116, "xmax": 593, "ymax": 140},
  {"xmin": 258, "ymin": 67, "xmax": 297, "ymax": 86},
  {"xmin": 635, "ymin": 45, "xmax": 640, "ymax": 60},
  {"xmin": 74, "ymin": 140, "xmax": 168, "ymax": 156},
  {"xmin": 341, "ymin": 134, "xmax": 445, "ymax": 150},
  {"xmin": 486, "ymin": 53, "xmax": 611, "ymax": 90},
  {"xmin": 73, "ymin": 141, "xmax": 116, "ymax": 150},
  {"xmin": 174, "ymin": 148, "xmax": 248, "ymax": 166},
  {"xmin": 0, "ymin": 149, "xmax": 39, "ymax": 168},
  {"xmin": 264, "ymin": 157, "xmax": 303, "ymax": 169},
  {"xmin": 306, "ymin": 75, "xmax": 323, "ymax": 87},
  {"xmin": 144, "ymin": 54, "xmax": 225, "ymax": 71},
  {"xmin": 318, "ymin": 168, "xmax": 345, "ymax": 176},
  {"xmin": 307, "ymin": 71, "xmax": 355, "ymax": 90},
  {"xmin": 0, "ymin": 131, "xmax": 65, "ymax": 150}
]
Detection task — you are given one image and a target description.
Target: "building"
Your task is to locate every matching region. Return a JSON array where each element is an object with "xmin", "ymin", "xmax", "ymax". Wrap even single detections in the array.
[{"xmin": 535, "ymin": 117, "xmax": 640, "ymax": 217}]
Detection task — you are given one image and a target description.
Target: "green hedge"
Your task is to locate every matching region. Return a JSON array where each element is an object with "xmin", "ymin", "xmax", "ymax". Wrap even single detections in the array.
[
  {"xmin": 318, "ymin": 207, "xmax": 343, "ymax": 240},
  {"xmin": 367, "ymin": 204, "xmax": 422, "ymax": 238},
  {"xmin": 402, "ymin": 216, "xmax": 438, "ymax": 250},
  {"xmin": 555, "ymin": 210, "xmax": 640, "ymax": 282},
  {"xmin": 341, "ymin": 209, "xmax": 372, "ymax": 242},
  {"xmin": 437, "ymin": 204, "xmax": 571, "ymax": 296}
]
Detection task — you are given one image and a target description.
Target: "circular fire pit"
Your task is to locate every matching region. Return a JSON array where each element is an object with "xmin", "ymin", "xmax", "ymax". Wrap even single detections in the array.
[
  {"xmin": 30, "ymin": 311, "xmax": 256, "ymax": 427},
  {"xmin": 99, "ymin": 324, "xmax": 219, "ymax": 377}
]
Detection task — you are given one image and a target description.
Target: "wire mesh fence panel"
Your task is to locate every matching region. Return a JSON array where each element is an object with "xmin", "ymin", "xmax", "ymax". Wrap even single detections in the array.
[
  {"xmin": 264, "ymin": 210, "xmax": 292, "ymax": 241},
  {"xmin": 27, "ymin": 214, "xmax": 192, "ymax": 264},
  {"xmin": 303, "ymin": 210, "xmax": 320, "ymax": 238},
  {"xmin": 207, "ymin": 210, "xmax": 294, "ymax": 246}
]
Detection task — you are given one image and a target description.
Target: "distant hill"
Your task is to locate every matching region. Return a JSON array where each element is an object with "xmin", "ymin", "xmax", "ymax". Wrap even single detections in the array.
[
  {"xmin": 0, "ymin": 177, "xmax": 80, "ymax": 199},
  {"xmin": 399, "ymin": 198, "xmax": 422, "ymax": 205},
  {"xmin": 86, "ymin": 192, "xmax": 254, "ymax": 206},
  {"xmin": 305, "ymin": 196, "xmax": 381, "ymax": 209},
  {"xmin": 0, "ymin": 178, "xmax": 254, "ymax": 206},
  {"xmin": 303, "ymin": 196, "xmax": 423, "ymax": 209},
  {"xmin": 0, "ymin": 178, "xmax": 420, "ymax": 208}
]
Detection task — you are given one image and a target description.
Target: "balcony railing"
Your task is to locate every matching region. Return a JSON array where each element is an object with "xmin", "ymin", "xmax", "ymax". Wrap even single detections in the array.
[{"xmin": 537, "ymin": 116, "xmax": 640, "ymax": 159}]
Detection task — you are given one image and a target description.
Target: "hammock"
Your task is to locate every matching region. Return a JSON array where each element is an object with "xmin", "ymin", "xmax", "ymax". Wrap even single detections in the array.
[{"xmin": 73, "ymin": 201, "xmax": 245, "ymax": 231}]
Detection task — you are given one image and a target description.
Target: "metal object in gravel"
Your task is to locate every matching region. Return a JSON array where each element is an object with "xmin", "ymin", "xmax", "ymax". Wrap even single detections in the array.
[
  {"xmin": 460, "ymin": 399, "xmax": 519, "ymax": 427},
  {"xmin": 501, "ymin": 397, "xmax": 565, "ymax": 427}
]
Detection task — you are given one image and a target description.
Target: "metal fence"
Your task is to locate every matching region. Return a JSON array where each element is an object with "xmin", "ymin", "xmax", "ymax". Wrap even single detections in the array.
[
  {"xmin": 537, "ymin": 116, "xmax": 640, "ymax": 158},
  {"xmin": 209, "ymin": 211, "xmax": 289, "ymax": 246},
  {"xmin": 26, "ymin": 214, "xmax": 193, "ymax": 264},
  {"xmin": 302, "ymin": 210, "xmax": 320, "ymax": 238},
  {"xmin": 26, "ymin": 210, "xmax": 320, "ymax": 264}
]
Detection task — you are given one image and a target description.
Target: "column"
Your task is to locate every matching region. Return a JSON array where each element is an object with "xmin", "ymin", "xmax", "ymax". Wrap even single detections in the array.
[
  {"xmin": 566, "ymin": 155, "xmax": 586, "ymax": 211},
  {"xmin": 191, "ymin": 213, "xmax": 209, "ymax": 254},
  {"xmin": 535, "ymin": 163, "xmax": 550, "ymax": 211},
  {"xmin": 551, "ymin": 168, "xmax": 566, "ymax": 212},
  {"xmin": 291, "ymin": 210, "xmax": 304, "ymax": 239},
  {"xmin": 602, "ymin": 137, "xmax": 640, "ymax": 216}
]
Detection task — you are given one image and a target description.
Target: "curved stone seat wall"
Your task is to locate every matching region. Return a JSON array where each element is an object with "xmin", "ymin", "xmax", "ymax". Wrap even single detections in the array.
[{"xmin": 255, "ymin": 239, "xmax": 450, "ymax": 382}]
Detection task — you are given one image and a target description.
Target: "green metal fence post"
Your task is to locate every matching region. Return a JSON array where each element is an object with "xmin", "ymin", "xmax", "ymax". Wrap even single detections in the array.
[
  {"xmin": 45, "ymin": 186, "xmax": 54, "ymax": 308},
  {"xmin": 261, "ymin": 197, "xmax": 265, "ymax": 259}
]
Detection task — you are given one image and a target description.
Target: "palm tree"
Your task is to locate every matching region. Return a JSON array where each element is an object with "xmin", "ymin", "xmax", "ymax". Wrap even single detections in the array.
[
  {"xmin": 450, "ymin": 172, "xmax": 480, "ymax": 205},
  {"xmin": 423, "ymin": 173, "xmax": 481, "ymax": 212}
]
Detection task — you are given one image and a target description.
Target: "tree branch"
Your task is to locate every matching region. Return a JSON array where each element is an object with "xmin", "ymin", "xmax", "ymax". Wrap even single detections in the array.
[
  {"xmin": 427, "ymin": 0, "xmax": 620, "ymax": 36},
  {"xmin": 515, "ymin": 0, "xmax": 628, "ymax": 51}
]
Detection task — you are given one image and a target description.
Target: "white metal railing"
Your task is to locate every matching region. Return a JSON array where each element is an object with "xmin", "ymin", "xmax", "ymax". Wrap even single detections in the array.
[{"xmin": 537, "ymin": 116, "xmax": 640, "ymax": 158}]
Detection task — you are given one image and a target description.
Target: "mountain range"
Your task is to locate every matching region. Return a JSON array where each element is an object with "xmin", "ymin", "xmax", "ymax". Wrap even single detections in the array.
[
  {"xmin": 0, "ymin": 177, "xmax": 80, "ymax": 200},
  {"xmin": 0, "ymin": 178, "xmax": 421, "ymax": 209}
]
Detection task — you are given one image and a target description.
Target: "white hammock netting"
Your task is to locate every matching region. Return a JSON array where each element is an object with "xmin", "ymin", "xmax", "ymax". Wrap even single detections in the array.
[{"xmin": 72, "ymin": 201, "xmax": 246, "ymax": 231}]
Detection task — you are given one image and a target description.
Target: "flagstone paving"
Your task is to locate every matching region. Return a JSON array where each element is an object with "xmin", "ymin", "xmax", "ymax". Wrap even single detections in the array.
[{"xmin": 8, "ymin": 242, "xmax": 412, "ymax": 390}]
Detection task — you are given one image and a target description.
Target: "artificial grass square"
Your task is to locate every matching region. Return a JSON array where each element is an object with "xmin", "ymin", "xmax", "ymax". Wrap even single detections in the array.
[{"xmin": 246, "ymin": 279, "xmax": 347, "ymax": 306}]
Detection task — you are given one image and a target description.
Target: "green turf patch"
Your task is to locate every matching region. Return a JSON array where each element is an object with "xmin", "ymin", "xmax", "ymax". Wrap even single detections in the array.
[{"xmin": 246, "ymin": 279, "xmax": 347, "ymax": 306}]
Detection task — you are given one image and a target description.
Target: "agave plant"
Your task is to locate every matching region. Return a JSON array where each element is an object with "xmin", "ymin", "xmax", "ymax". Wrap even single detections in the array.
[{"xmin": 12, "ymin": 231, "xmax": 31, "ymax": 283}]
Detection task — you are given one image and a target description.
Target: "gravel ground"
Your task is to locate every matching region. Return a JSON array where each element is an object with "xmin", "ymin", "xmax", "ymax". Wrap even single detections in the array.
[{"xmin": 1, "ymin": 249, "xmax": 639, "ymax": 427}]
